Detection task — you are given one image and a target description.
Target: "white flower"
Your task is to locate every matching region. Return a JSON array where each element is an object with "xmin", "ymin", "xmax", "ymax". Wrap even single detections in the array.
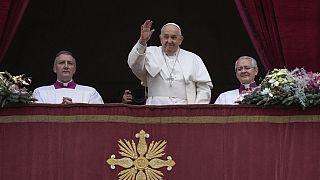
[
  {"xmin": 260, "ymin": 88, "xmax": 270, "ymax": 95},
  {"xmin": 268, "ymin": 79, "xmax": 275, "ymax": 84},
  {"xmin": 8, "ymin": 84, "xmax": 19, "ymax": 93},
  {"xmin": 240, "ymin": 67, "xmax": 320, "ymax": 108},
  {"xmin": 0, "ymin": 71, "xmax": 35, "ymax": 107}
]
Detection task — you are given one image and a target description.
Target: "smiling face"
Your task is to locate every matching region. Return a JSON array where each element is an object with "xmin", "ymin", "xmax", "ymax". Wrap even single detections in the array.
[
  {"xmin": 235, "ymin": 57, "xmax": 258, "ymax": 84},
  {"xmin": 53, "ymin": 53, "xmax": 76, "ymax": 83},
  {"xmin": 159, "ymin": 23, "xmax": 184, "ymax": 56}
]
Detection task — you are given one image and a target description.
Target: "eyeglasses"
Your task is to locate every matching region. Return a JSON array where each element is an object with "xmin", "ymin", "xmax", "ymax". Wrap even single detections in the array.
[{"xmin": 236, "ymin": 66, "xmax": 255, "ymax": 72}]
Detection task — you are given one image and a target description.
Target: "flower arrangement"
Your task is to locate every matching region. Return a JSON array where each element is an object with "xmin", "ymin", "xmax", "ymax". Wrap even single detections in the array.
[
  {"xmin": 0, "ymin": 71, "xmax": 36, "ymax": 107},
  {"xmin": 237, "ymin": 68, "xmax": 320, "ymax": 108}
]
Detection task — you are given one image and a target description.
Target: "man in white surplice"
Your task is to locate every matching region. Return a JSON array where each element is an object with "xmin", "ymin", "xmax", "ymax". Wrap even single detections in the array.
[
  {"xmin": 214, "ymin": 56, "xmax": 259, "ymax": 105},
  {"xmin": 128, "ymin": 20, "xmax": 213, "ymax": 105},
  {"xmin": 33, "ymin": 50, "xmax": 104, "ymax": 104}
]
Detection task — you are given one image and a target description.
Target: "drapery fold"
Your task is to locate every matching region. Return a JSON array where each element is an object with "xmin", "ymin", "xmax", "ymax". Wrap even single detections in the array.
[
  {"xmin": 235, "ymin": 0, "xmax": 320, "ymax": 72},
  {"xmin": 0, "ymin": 0, "xmax": 29, "ymax": 63}
]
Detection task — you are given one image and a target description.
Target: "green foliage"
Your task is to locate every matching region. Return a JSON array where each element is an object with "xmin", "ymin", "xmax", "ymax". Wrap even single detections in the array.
[
  {"xmin": 237, "ymin": 68, "xmax": 320, "ymax": 109},
  {"xmin": 0, "ymin": 71, "xmax": 36, "ymax": 107}
]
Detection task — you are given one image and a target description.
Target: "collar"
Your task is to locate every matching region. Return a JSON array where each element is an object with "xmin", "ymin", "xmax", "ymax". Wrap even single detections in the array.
[
  {"xmin": 162, "ymin": 48, "xmax": 180, "ymax": 57},
  {"xmin": 239, "ymin": 82, "xmax": 257, "ymax": 94},
  {"xmin": 54, "ymin": 80, "xmax": 76, "ymax": 89}
]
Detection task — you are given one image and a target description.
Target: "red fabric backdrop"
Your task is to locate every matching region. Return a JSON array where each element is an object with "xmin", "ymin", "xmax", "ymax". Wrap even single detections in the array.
[
  {"xmin": 2, "ymin": 122, "xmax": 320, "ymax": 180},
  {"xmin": 1, "ymin": 104, "xmax": 320, "ymax": 180},
  {"xmin": 0, "ymin": 0, "xmax": 29, "ymax": 63},
  {"xmin": 235, "ymin": 0, "xmax": 320, "ymax": 72}
]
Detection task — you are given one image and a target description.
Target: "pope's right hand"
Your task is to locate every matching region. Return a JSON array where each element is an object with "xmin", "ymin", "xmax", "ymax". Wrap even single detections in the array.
[{"xmin": 139, "ymin": 20, "xmax": 155, "ymax": 46}]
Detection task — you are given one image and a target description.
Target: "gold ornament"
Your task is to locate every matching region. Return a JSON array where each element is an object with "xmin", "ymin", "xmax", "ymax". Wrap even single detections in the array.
[{"xmin": 106, "ymin": 129, "xmax": 176, "ymax": 180}]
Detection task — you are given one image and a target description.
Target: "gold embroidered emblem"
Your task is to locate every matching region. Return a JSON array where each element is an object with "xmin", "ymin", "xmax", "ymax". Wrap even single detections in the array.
[{"xmin": 106, "ymin": 129, "xmax": 176, "ymax": 180}]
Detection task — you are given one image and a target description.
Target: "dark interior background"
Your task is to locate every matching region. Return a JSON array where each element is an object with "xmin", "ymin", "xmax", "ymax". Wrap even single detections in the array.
[{"xmin": 0, "ymin": 0, "xmax": 266, "ymax": 103}]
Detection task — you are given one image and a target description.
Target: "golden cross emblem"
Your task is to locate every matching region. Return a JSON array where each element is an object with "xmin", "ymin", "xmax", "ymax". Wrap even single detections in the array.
[{"xmin": 106, "ymin": 129, "xmax": 176, "ymax": 180}]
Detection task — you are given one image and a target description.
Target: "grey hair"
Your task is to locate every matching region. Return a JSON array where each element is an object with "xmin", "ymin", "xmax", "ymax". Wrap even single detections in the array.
[
  {"xmin": 234, "ymin": 56, "xmax": 257, "ymax": 71},
  {"xmin": 161, "ymin": 23, "xmax": 182, "ymax": 35},
  {"xmin": 54, "ymin": 50, "xmax": 76, "ymax": 65}
]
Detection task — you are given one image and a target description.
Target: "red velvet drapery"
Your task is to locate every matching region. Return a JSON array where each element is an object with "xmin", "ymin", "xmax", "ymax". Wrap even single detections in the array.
[
  {"xmin": 0, "ymin": 0, "xmax": 29, "ymax": 63},
  {"xmin": 235, "ymin": 0, "xmax": 320, "ymax": 72}
]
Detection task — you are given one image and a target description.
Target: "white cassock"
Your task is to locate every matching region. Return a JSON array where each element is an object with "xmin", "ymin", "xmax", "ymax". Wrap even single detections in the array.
[
  {"xmin": 33, "ymin": 85, "xmax": 104, "ymax": 104},
  {"xmin": 214, "ymin": 89, "xmax": 240, "ymax": 105},
  {"xmin": 214, "ymin": 82, "xmax": 257, "ymax": 105},
  {"xmin": 128, "ymin": 42, "xmax": 213, "ymax": 105}
]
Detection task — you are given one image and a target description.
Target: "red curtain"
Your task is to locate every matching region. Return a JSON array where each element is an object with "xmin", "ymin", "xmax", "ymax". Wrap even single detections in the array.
[
  {"xmin": 235, "ymin": 0, "xmax": 320, "ymax": 72},
  {"xmin": 1, "ymin": 104, "xmax": 320, "ymax": 180},
  {"xmin": 0, "ymin": 0, "xmax": 29, "ymax": 63}
]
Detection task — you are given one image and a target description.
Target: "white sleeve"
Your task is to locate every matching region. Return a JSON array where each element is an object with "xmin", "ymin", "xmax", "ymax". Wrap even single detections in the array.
[
  {"xmin": 214, "ymin": 93, "xmax": 224, "ymax": 104},
  {"xmin": 128, "ymin": 42, "xmax": 148, "ymax": 82},
  {"xmin": 195, "ymin": 82, "xmax": 212, "ymax": 104},
  {"xmin": 32, "ymin": 88, "xmax": 45, "ymax": 103},
  {"xmin": 89, "ymin": 90, "xmax": 104, "ymax": 104}
]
